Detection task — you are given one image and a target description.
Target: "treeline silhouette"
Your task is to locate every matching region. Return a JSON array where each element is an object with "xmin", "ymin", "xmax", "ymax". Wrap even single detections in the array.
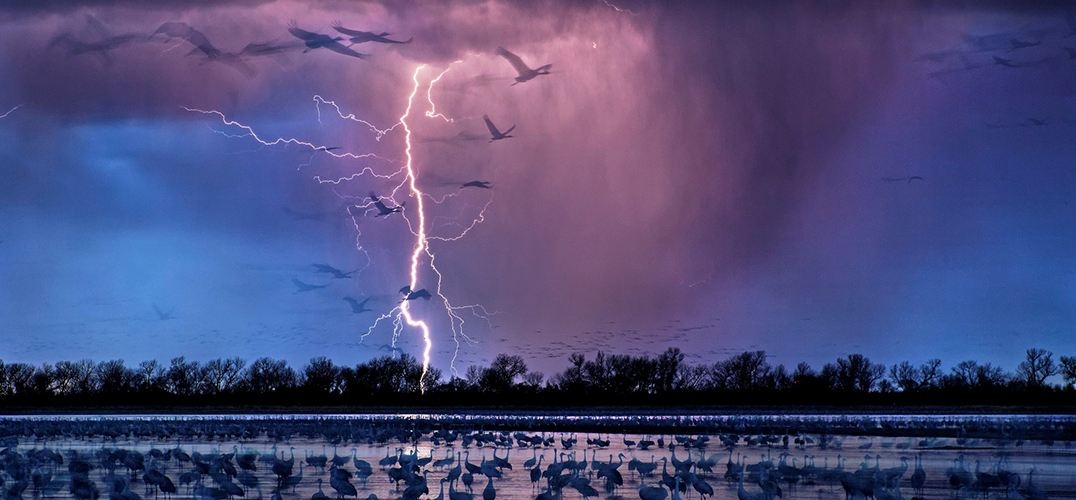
[{"xmin": 1, "ymin": 347, "xmax": 1075, "ymax": 409}]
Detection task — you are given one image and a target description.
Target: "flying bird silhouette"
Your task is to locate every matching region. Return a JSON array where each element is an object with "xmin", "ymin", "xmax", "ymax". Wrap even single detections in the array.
[
  {"xmin": 288, "ymin": 23, "xmax": 368, "ymax": 59},
  {"xmin": 460, "ymin": 180, "xmax": 492, "ymax": 189},
  {"xmin": 496, "ymin": 47, "xmax": 552, "ymax": 85},
  {"xmin": 151, "ymin": 21, "xmax": 255, "ymax": 76},
  {"xmin": 239, "ymin": 40, "xmax": 302, "ymax": 57},
  {"xmin": 483, "ymin": 115, "xmax": 515, "ymax": 142},
  {"xmin": 48, "ymin": 16, "xmax": 144, "ymax": 65},
  {"xmin": 292, "ymin": 278, "xmax": 328, "ymax": 292},
  {"xmin": 882, "ymin": 176, "xmax": 924, "ymax": 184},
  {"xmin": 312, "ymin": 264, "xmax": 357, "ymax": 279},
  {"xmin": 1008, "ymin": 38, "xmax": 1041, "ymax": 51},
  {"xmin": 993, "ymin": 56, "xmax": 1018, "ymax": 68},
  {"xmin": 152, "ymin": 304, "xmax": 175, "ymax": 321},
  {"xmin": 343, "ymin": 297, "xmax": 373, "ymax": 314},
  {"xmin": 331, "ymin": 22, "xmax": 412, "ymax": 44},
  {"xmin": 398, "ymin": 286, "xmax": 432, "ymax": 301},
  {"xmin": 368, "ymin": 192, "xmax": 403, "ymax": 217}
]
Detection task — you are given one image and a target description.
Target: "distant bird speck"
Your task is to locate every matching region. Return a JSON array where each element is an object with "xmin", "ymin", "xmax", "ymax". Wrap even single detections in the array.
[
  {"xmin": 460, "ymin": 180, "xmax": 492, "ymax": 189},
  {"xmin": 882, "ymin": 176, "xmax": 924, "ymax": 184},
  {"xmin": 152, "ymin": 304, "xmax": 175, "ymax": 321},
  {"xmin": 1008, "ymin": 38, "xmax": 1041, "ymax": 51}
]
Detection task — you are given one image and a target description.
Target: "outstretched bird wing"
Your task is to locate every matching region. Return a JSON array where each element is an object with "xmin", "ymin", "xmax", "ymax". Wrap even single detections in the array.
[
  {"xmin": 183, "ymin": 27, "xmax": 220, "ymax": 57},
  {"xmin": 325, "ymin": 41, "xmax": 368, "ymax": 59},
  {"xmin": 287, "ymin": 25, "xmax": 321, "ymax": 41},
  {"xmin": 85, "ymin": 14, "xmax": 115, "ymax": 40},
  {"xmin": 496, "ymin": 46, "xmax": 532, "ymax": 76},
  {"xmin": 152, "ymin": 304, "xmax": 166, "ymax": 318},
  {"xmin": 331, "ymin": 23, "xmax": 371, "ymax": 38},
  {"xmin": 313, "ymin": 263, "xmax": 339, "ymax": 274},
  {"xmin": 483, "ymin": 115, "xmax": 501, "ymax": 137},
  {"xmin": 292, "ymin": 278, "xmax": 323, "ymax": 291},
  {"xmin": 153, "ymin": 21, "xmax": 194, "ymax": 39}
]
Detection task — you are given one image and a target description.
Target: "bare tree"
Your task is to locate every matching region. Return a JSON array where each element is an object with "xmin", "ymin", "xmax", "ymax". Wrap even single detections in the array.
[
  {"xmin": 165, "ymin": 357, "xmax": 201, "ymax": 396},
  {"xmin": 1017, "ymin": 348, "xmax": 1057, "ymax": 387},
  {"xmin": 136, "ymin": 360, "xmax": 165, "ymax": 393},
  {"xmin": 243, "ymin": 358, "xmax": 298, "ymax": 394},
  {"xmin": 656, "ymin": 347, "xmax": 684, "ymax": 393},
  {"xmin": 950, "ymin": 360, "xmax": 980, "ymax": 388},
  {"xmin": 1060, "ymin": 356, "xmax": 1076, "ymax": 390},
  {"xmin": 95, "ymin": 360, "xmax": 134, "ymax": 394},
  {"xmin": 712, "ymin": 351, "xmax": 770, "ymax": 391},
  {"xmin": 918, "ymin": 358, "xmax": 942, "ymax": 389},
  {"xmin": 833, "ymin": 354, "xmax": 884, "ymax": 392},
  {"xmin": 201, "ymin": 357, "xmax": 247, "ymax": 395},
  {"xmin": 522, "ymin": 371, "xmax": 545, "ymax": 388},
  {"xmin": 890, "ymin": 361, "xmax": 919, "ymax": 392},
  {"xmin": 302, "ymin": 356, "xmax": 342, "ymax": 395},
  {"xmin": 480, "ymin": 354, "xmax": 529, "ymax": 392}
]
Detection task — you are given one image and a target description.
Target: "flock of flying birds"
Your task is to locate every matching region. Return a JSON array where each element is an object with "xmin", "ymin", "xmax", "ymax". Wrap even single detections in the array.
[
  {"xmin": 54, "ymin": 14, "xmax": 557, "ymax": 328},
  {"xmin": 49, "ymin": 15, "xmax": 414, "ymax": 77},
  {"xmin": 917, "ymin": 11, "xmax": 1076, "ymax": 76}
]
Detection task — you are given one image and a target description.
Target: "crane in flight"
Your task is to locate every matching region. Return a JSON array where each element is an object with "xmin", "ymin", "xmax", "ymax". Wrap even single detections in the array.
[
  {"xmin": 331, "ymin": 23, "xmax": 412, "ymax": 44},
  {"xmin": 292, "ymin": 278, "xmax": 327, "ymax": 292},
  {"xmin": 399, "ymin": 286, "xmax": 433, "ymax": 301},
  {"xmin": 313, "ymin": 264, "xmax": 357, "ymax": 279},
  {"xmin": 483, "ymin": 115, "xmax": 515, "ymax": 142},
  {"xmin": 287, "ymin": 22, "xmax": 368, "ymax": 59},
  {"xmin": 496, "ymin": 47, "xmax": 552, "ymax": 85},
  {"xmin": 460, "ymin": 180, "xmax": 492, "ymax": 189},
  {"xmin": 368, "ymin": 192, "xmax": 404, "ymax": 217}
]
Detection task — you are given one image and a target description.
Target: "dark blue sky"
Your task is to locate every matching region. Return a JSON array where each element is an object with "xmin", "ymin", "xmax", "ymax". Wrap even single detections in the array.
[{"xmin": 1, "ymin": 2, "xmax": 1075, "ymax": 378}]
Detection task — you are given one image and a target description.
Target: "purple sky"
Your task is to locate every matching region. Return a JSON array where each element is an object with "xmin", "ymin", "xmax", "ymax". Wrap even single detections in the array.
[{"xmin": 2, "ymin": 1, "xmax": 1075, "ymax": 378}]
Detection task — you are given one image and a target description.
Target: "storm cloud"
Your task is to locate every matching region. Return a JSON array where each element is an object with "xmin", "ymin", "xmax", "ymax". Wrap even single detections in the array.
[{"xmin": 2, "ymin": 1, "xmax": 1075, "ymax": 375}]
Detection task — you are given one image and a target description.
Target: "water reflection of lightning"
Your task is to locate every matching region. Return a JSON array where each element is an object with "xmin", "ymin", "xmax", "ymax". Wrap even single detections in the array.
[{"xmin": 186, "ymin": 62, "xmax": 495, "ymax": 389}]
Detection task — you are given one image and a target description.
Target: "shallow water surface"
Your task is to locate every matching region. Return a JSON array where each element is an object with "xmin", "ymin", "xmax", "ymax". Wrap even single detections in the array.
[{"xmin": 2, "ymin": 414, "xmax": 1074, "ymax": 500}]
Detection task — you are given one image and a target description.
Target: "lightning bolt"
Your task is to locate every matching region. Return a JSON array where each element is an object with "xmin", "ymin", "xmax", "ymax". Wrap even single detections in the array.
[
  {"xmin": 397, "ymin": 65, "xmax": 435, "ymax": 390},
  {"xmin": 185, "ymin": 61, "xmax": 496, "ymax": 389},
  {"xmin": 0, "ymin": 104, "xmax": 21, "ymax": 119},
  {"xmin": 600, "ymin": 0, "xmax": 637, "ymax": 15},
  {"xmin": 314, "ymin": 95, "xmax": 402, "ymax": 141},
  {"xmin": 425, "ymin": 62, "xmax": 462, "ymax": 123}
]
